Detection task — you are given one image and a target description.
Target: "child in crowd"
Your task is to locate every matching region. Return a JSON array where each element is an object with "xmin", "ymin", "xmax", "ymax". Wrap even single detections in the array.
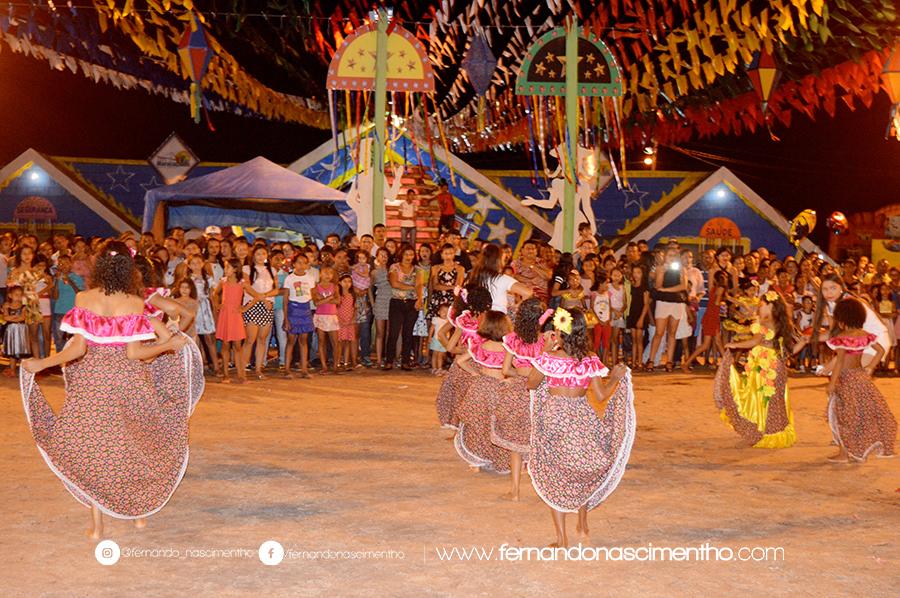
[
  {"xmin": 794, "ymin": 293, "xmax": 816, "ymax": 372},
  {"xmin": 34, "ymin": 256, "xmax": 53, "ymax": 358},
  {"xmin": 591, "ymin": 271, "xmax": 611, "ymax": 362},
  {"xmin": 187, "ymin": 254, "xmax": 219, "ymax": 374},
  {"xmin": 608, "ymin": 266, "xmax": 628, "ymax": 365},
  {"xmin": 429, "ymin": 303, "xmax": 449, "ymax": 375},
  {"xmin": 282, "ymin": 253, "xmax": 316, "ymax": 378},
  {"xmin": 351, "ymin": 249, "xmax": 374, "ymax": 367},
  {"xmin": 172, "ymin": 278, "xmax": 200, "ymax": 343},
  {"xmin": 3, "ymin": 286, "xmax": 30, "ymax": 376},
  {"xmin": 627, "ymin": 265, "xmax": 650, "ymax": 369},
  {"xmin": 312, "ymin": 266, "xmax": 341, "ymax": 374},
  {"xmin": 337, "ymin": 273, "xmax": 358, "ymax": 370},
  {"xmin": 214, "ymin": 258, "xmax": 247, "ymax": 384},
  {"xmin": 399, "ymin": 189, "xmax": 418, "ymax": 247},
  {"xmin": 51, "ymin": 254, "xmax": 84, "ymax": 354}
]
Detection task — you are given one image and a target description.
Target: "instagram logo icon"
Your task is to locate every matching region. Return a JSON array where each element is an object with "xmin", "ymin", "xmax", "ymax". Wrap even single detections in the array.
[{"xmin": 94, "ymin": 540, "xmax": 120, "ymax": 566}]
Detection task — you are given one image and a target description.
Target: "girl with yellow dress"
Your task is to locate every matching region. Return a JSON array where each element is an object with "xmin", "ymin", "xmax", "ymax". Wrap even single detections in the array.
[{"xmin": 713, "ymin": 290, "xmax": 796, "ymax": 449}]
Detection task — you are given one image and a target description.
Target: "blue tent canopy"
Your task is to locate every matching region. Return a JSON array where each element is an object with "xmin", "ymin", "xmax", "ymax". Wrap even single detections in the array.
[{"xmin": 142, "ymin": 156, "xmax": 353, "ymax": 240}]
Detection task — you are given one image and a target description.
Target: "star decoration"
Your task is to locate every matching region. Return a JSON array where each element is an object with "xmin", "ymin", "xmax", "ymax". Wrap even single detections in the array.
[
  {"xmin": 106, "ymin": 166, "xmax": 135, "ymax": 192},
  {"xmin": 407, "ymin": 60, "xmax": 415, "ymax": 71},
  {"xmin": 472, "ymin": 193, "xmax": 495, "ymax": 215},
  {"xmin": 398, "ymin": 50, "xmax": 406, "ymax": 58},
  {"xmin": 593, "ymin": 63, "xmax": 606, "ymax": 77},
  {"xmin": 486, "ymin": 215, "xmax": 514, "ymax": 243},
  {"xmin": 140, "ymin": 175, "xmax": 161, "ymax": 192},
  {"xmin": 586, "ymin": 53, "xmax": 596, "ymax": 64},
  {"xmin": 357, "ymin": 48, "xmax": 365, "ymax": 57},
  {"xmin": 534, "ymin": 62, "xmax": 547, "ymax": 75},
  {"xmin": 623, "ymin": 182, "xmax": 649, "ymax": 212}
]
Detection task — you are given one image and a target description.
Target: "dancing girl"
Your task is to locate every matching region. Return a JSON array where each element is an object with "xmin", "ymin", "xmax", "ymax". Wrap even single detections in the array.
[
  {"xmin": 20, "ymin": 241, "xmax": 204, "ymax": 539},
  {"xmin": 824, "ymin": 297, "xmax": 896, "ymax": 462},
  {"xmin": 714, "ymin": 291, "xmax": 796, "ymax": 448},
  {"xmin": 497, "ymin": 298, "xmax": 547, "ymax": 500},
  {"xmin": 528, "ymin": 307, "xmax": 635, "ymax": 548}
]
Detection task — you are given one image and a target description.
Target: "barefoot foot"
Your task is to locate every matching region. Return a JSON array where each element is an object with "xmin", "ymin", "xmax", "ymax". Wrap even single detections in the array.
[
  {"xmin": 86, "ymin": 527, "xmax": 102, "ymax": 540},
  {"xmin": 826, "ymin": 451, "xmax": 849, "ymax": 463},
  {"xmin": 134, "ymin": 518, "xmax": 147, "ymax": 529},
  {"xmin": 501, "ymin": 491, "xmax": 520, "ymax": 502}
]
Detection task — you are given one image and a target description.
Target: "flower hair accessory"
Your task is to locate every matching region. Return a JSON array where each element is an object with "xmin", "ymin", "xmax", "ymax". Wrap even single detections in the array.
[
  {"xmin": 764, "ymin": 290, "xmax": 780, "ymax": 302},
  {"xmin": 538, "ymin": 308, "xmax": 554, "ymax": 326},
  {"xmin": 108, "ymin": 250, "xmax": 118, "ymax": 256},
  {"xmin": 552, "ymin": 307, "xmax": 573, "ymax": 335}
]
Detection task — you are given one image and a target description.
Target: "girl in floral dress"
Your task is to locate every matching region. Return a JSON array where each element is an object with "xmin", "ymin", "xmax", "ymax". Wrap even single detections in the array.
[
  {"xmin": 714, "ymin": 291, "xmax": 796, "ymax": 449},
  {"xmin": 20, "ymin": 241, "xmax": 204, "ymax": 539},
  {"xmin": 498, "ymin": 297, "xmax": 547, "ymax": 501},
  {"xmin": 453, "ymin": 310, "xmax": 513, "ymax": 474},
  {"xmin": 435, "ymin": 286, "xmax": 492, "ymax": 429},
  {"xmin": 527, "ymin": 307, "xmax": 633, "ymax": 548},
  {"xmin": 8, "ymin": 245, "xmax": 43, "ymax": 359},
  {"xmin": 337, "ymin": 274, "xmax": 358, "ymax": 370},
  {"xmin": 825, "ymin": 297, "xmax": 896, "ymax": 462}
]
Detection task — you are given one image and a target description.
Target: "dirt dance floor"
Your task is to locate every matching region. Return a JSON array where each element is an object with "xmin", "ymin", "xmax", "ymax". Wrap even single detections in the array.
[{"xmin": 2, "ymin": 367, "xmax": 898, "ymax": 596}]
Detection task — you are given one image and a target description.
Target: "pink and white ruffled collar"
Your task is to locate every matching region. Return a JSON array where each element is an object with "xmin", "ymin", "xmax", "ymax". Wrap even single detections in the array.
[{"xmin": 60, "ymin": 306, "xmax": 156, "ymax": 345}]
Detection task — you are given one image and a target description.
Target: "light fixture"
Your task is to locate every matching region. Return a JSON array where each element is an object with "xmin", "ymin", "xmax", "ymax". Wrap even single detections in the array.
[
  {"xmin": 643, "ymin": 156, "xmax": 654, "ymax": 166},
  {"xmin": 716, "ymin": 187, "xmax": 727, "ymax": 199},
  {"xmin": 30, "ymin": 171, "xmax": 40, "ymax": 181},
  {"xmin": 643, "ymin": 146, "xmax": 655, "ymax": 155}
]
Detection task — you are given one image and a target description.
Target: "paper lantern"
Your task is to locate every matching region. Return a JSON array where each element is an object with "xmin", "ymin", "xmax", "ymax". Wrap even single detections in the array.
[
  {"xmin": 826, "ymin": 211, "xmax": 849, "ymax": 235},
  {"xmin": 462, "ymin": 32, "xmax": 497, "ymax": 131},
  {"xmin": 178, "ymin": 14, "xmax": 213, "ymax": 123},
  {"xmin": 747, "ymin": 50, "xmax": 782, "ymax": 113},
  {"xmin": 789, "ymin": 209, "xmax": 816, "ymax": 246}
]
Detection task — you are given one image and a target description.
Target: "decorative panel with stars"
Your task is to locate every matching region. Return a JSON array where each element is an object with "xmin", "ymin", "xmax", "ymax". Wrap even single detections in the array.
[
  {"xmin": 516, "ymin": 27, "xmax": 623, "ymax": 97},
  {"xmin": 327, "ymin": 23, "xmax": 435, "ymax": 92}
]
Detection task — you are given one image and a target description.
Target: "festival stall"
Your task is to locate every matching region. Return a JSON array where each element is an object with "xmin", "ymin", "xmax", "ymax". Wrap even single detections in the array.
[{"xmin": 142, "ymin": 156, "xmax": 353, "ymax": 240}]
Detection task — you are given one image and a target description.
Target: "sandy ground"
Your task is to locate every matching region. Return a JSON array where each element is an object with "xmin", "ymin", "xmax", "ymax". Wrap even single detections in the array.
[{"xmin": 1, "ymin": 366, "xmax": 897, "ymax": 597}]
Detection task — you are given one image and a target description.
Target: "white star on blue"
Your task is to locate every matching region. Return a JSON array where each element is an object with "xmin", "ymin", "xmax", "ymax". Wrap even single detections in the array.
[
  {"xmin": 106, "ymin": 166, "xmax": 136, "ymax": 192},
  {"xmin": 622, "ymin": 182, "xmax": 649, "ymax": 213}
]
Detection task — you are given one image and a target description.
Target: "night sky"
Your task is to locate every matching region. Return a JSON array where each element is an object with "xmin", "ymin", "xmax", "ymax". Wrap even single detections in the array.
[{"xmin": 2, "ymin": 47, "xmax": 898, "ymax": 249}]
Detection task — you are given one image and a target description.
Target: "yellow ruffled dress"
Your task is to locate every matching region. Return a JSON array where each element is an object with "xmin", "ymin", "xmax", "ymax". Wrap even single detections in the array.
[{"xmin": 715, "ymin": 323, "xmax": 796, "ymax": 448}]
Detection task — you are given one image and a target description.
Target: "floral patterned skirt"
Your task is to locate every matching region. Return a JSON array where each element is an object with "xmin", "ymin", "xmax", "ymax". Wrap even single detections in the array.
[
  {"xmin": 714, "ymin": 351, "xmax": 796, "ymax": 449},
  {"xmin": 454, "ymin": 375, "xmax": 511, "ymax": 473},
  {"xmin": 827, "ymin": 367, "xmax": 896, "ymax": 461},
  {"xmin": 20, "ymin": 337, "xmax": 204, "ymax": 519},
  {"xmin": 491, "ymin": 375, "xmax": 532, "ymax": 454},
  {"xmin": 435, "ymin": 361, "xmax": 472, "ymax": 429},
  {"xmin": 528, "ymin": 372, "xmax": 636, "ymax": 512}
]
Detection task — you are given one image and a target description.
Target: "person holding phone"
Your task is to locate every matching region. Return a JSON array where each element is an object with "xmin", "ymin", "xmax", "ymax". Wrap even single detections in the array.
[{"xmin": 646, "ymin": 245, "xmax": 688, "ymax": 372}]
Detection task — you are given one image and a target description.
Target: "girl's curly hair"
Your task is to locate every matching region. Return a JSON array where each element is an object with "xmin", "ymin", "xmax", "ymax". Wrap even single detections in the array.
[
  {"xmin": 558, "ymin": 307, "xmax": 591, "ymax": 361},
  {"xmin": 91, "ymin": 240, "xmax": 140, "ymax": 295},
  {"xmin": 465, "ymin": 285, "xmax": 492, "ymax": 316},
  {"xmin": 514, "ymin": 297, "xmax": 545, "ymax": 344}
]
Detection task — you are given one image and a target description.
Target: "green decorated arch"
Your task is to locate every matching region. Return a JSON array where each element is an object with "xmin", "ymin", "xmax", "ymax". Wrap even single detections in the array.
[{"xmin": 516, "ymin": 27, "xmax": 623, "ymax": 97}]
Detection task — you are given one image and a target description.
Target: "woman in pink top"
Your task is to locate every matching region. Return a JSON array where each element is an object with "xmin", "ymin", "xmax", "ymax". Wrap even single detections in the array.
[{"xmin": 527, "ymin": 307, "xmax": 634, "ymax": 548}]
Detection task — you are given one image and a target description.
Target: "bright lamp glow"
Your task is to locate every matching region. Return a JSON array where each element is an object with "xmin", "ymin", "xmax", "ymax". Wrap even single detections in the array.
[
  {"xmin": 30, "ymin": 171, "xmax": 40, "ymax": 181},
  {"xmin": 643, "ymin": 156, "xmax": 654, "ymax": 166},
  {"xmin": 715, "ymin": 187, "xmax": 727, "ymax": 198}
]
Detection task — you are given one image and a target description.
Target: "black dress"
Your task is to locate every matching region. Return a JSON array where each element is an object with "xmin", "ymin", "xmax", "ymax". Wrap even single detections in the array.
[{"xmin": 627, "ymin": 283, "xmax": 648, "ymax": 329}]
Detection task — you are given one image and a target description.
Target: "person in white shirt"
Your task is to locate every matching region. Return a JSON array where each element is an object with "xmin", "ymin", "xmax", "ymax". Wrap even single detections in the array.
[
  {"xmin": 282, "ymin": 254, "xmax": 318, "ymax": 378},
  {"xmin": 471, "ymin": 244, "xmax": 532, "ymax": 313},
  {"xmin": 397, "ymin": 189, "xmax": 418, "ymax": 247}
]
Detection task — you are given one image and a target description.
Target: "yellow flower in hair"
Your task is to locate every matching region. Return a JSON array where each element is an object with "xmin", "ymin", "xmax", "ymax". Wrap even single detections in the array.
[
  {"xmin": 765, "ymin": 290, "xmax": 780, "ymax": 302},
  {"xmin": 750, "ymin": 321, "xmax": 762, "ymax": 335},
  {"xmin": 764, "ymin": 328, "xmax": 775, "ymax": 341},
  {"xmin": 552, "ymin": 308, "xmax": 573, "ymax": 335}
]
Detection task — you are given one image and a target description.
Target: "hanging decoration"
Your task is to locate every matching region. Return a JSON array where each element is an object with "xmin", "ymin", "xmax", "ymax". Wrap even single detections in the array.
[
  {"xmin": 747, "ymin": 50, "xmax": 782, "ymax": 114},
  {"xmin": 461, "ymin": 32, "xmax": 497, "ymax": 131},
  {"xmin": 789, "ymin": 209, "xmax": 817, "ymax": 246},
  {"xmin": 516, "ymin": 23, "xmax": 624, "ymax": 250},
  {"xmin": 826, "ymin": 211, "xmax": 849, "ymax": 235},
  {"xmin": 881, "ymin": 41, "xmax": 900, "ymax": 141},
  {"xmin": 177, "ymin": 14, "xmax": 214, "ymax": 124}
]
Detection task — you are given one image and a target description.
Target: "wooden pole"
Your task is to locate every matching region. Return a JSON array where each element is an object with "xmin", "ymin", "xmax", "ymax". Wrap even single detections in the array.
[
  {"xmin": 563, "ymin": 17, "xmax": 579, "ymax": 253},
  {"xmin": 372, "ymin": 9, "xmax": 389, "ymax": 229}
]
